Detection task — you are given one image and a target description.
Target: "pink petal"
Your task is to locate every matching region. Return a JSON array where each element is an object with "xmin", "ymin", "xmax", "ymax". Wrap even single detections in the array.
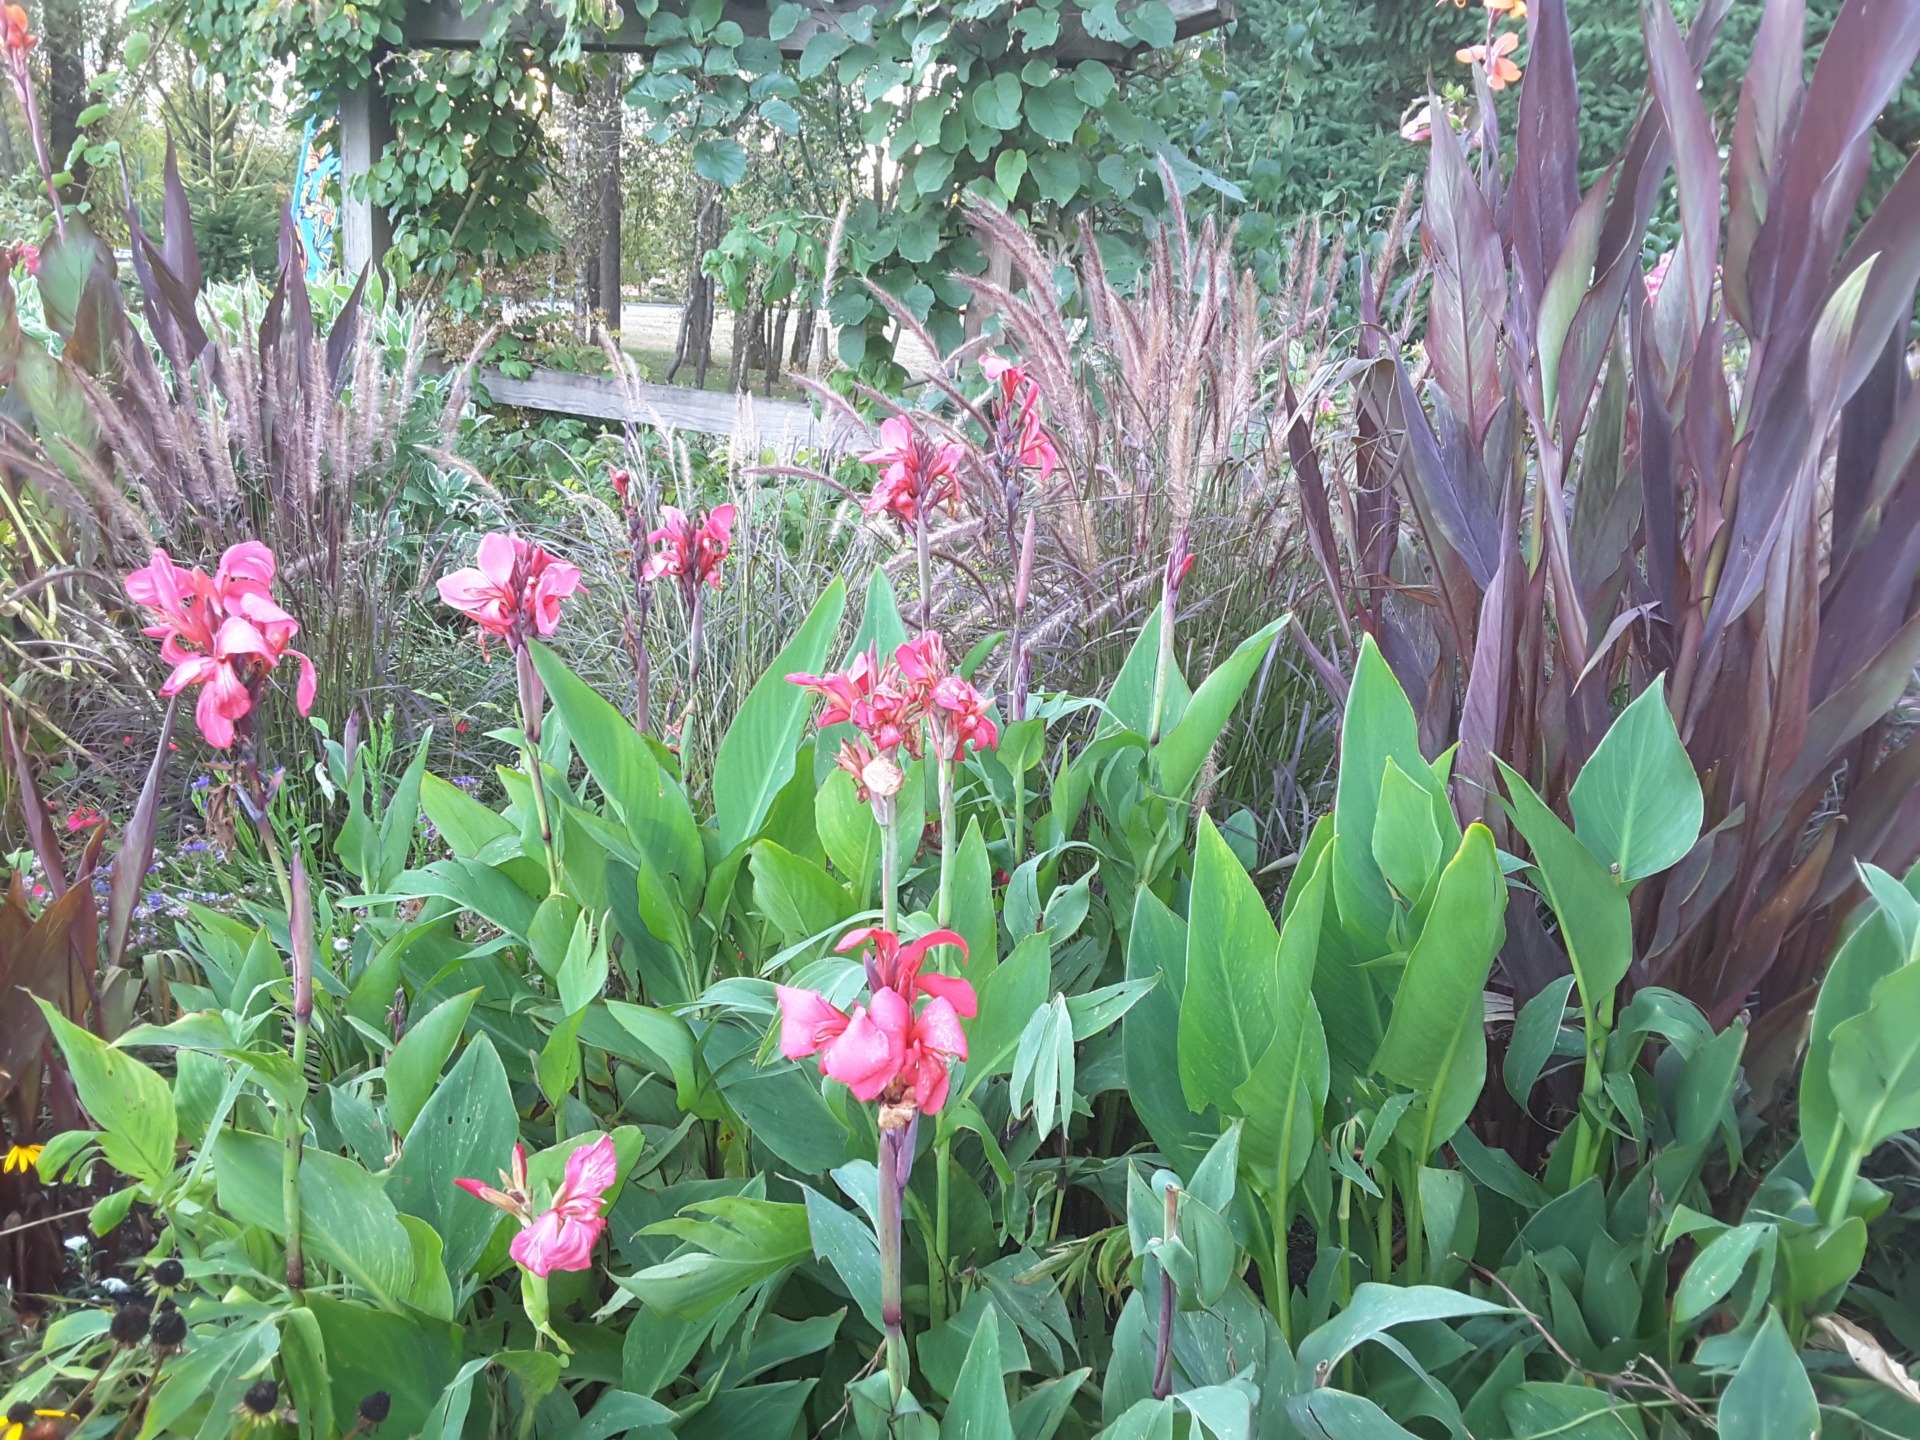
[
  {"xmin": 160, "ymin": 655, "xmax": 217, "ymax": 697},
  {"xmin": 218, "ymin": 541, "xmax": 277, "ymax": 588},
  {"xmin": 820, "ymin": 1004, "xmax": 902, "ymax": 1101},
  {"xmin": 558, "ymin": 1134, "xmax": 619, "ymax": 1213},
  {"xmin": 213, "ymin": 615, "xmax": 272, "ymax": 661},
  {"xmin": 705, "ymin": 503, "xmax": 736, "ymax": 542},
  {"xmin": 777, "ymin": 985, "xmax": 849, "ymax": 1059},
  {"xmin": 476, "ymin": 532, "xmax": 521, "ymax": 588},
  {"xmin": 913, "ymin": 995, "xmax": 968, "ymax": 1062},
  {"xmin": 917, "ymin": 973, "xmax": 978, "ymax": 1020},
  {"xmin": 510, "ymin": 1210, "xmax": 601, "ymax": 1276},
  {"xmin": 289, "ymin": 649, "xmax": 318, "ymax": 716},
  {"xmin": 910, "ymin": 1050, "xmax": 952, "ymax": 1114}
]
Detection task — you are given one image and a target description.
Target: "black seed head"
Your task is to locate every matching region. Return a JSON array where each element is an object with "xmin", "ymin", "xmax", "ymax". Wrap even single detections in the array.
[
  {"xmin": 152, "ymin": 1258, "xmax": 185, "ymax": 1289},
  {"xmin": 110, "ymin": 1304, "xmax": 151, "ymax": 1345},
  {"xmin": 152, "ymin": 1309, "xmax": 187, "ymax": 1348},
  {"xmin": 358, "ymin": 1391, "xmax": 391, "ymax": 1424},
  {"xmin": 242, "ymin": 1380, "xmax": 279, "ymax": 1416},
  {"xmin": 8, "ymin": 1402, "xmax": 35, "ymax": 1425}
]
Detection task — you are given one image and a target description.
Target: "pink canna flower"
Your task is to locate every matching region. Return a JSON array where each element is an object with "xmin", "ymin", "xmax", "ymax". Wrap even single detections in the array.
[
  {"xmin": 927, "ymin": 675, "xmax": 998, "ymax": 762},
  {"xmin": 125, "ymin": 544, "xmax": 317, "ymax": 749},
  {"xmin": 437, "ymin": 532, "xmax": 584, "ymax": 652},
  {"xmin": 454, "ymin": 1134, "xmax": 618, "ymax": 1278},
  {"xmin": 862, "ymin": 416, "xmax": 962, "ymax": 525},
  {"xmin": 835, "ymin": 926, "xmax": 975, "ymax": 1016},
  {"xmin": 979, "ymin": 356, "xmax": 1058, "ymax": 484},
  {"xmin": 642, "ymin": 504, "xmax": 736, "ymax": 598},
  {"xmin": 790, "ymin": 645, "xmax": 923, "ymax": 758},
  {"xmin": 833, "ymin": 738, "xmax": 905, "ymax": 804}
]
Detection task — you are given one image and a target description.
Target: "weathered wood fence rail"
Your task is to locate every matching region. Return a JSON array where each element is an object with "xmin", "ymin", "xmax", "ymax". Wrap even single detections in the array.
[{"xmin": 475, "ymin": 366, "xmax": 871, "ymax": 447}]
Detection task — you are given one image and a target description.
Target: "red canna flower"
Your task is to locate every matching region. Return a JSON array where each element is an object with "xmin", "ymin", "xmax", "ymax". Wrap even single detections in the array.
[
  {"xmin": 642, "ymin": 504, "xmax": 735, "ymax": 598},
  {"xmin": 1, "ymin": 4, "xmax": 31, "ymax": 57},
  {"xmin": 125, "ymin": 543, "xmax": 317, "ymax": 750},
  {"xmin": 927, "ymin": 675, "xmax": 999, "ymax": 762},
  {"xmin": 64, "ymin": 807, "xmax": 102, "ymax": 833},
  {"xmin": 437, "ymin": 532, "xmax": 583, "ymax": 651},
  {"xmin": 979, "ymin": 356, "xmax": 1058, "ymax": 483},
  {"xmin": 609, "ymin": 467, "xmax": 631, "ymax": 504},
  {"xmin": 790, "ymin": 645, "xmax": 922, "ymax": 757},
  {"xmin": 862, "ymin": 417, "xmax": 962, "ymax": 525}
]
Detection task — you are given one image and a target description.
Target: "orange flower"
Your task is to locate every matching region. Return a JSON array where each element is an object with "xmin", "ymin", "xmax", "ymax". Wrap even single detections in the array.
[
  {"xmin": 1456, "ymin": 29, "xmax": 1522, "ymax": 90},
  {"xmin": 1485, "ymin": 0, "xmax": 1526, "ymax": 17},
  {"xmin": 1, "ymin": 4, "xmax": 31, "ymax": 55}
]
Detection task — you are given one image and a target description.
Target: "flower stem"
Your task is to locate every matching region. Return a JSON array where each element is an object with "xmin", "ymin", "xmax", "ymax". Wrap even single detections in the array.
[
  {"xmin": 1151, "ymin": 1182, "xmax": 1178, "ymax": 1400},
  {"xmin": 936, "ymin": 755, "xmax": 956, "ymax": 927},
  {"xmin": 916, "ymin": 509, "xmax": 933, "ymax": 634},
  {"xmin": 878, "ymin": 1123, "xmax": 911, "ymax": 1400},
  {"xmin": 879, "ymin": 811, "xmax": 898, "ymax": 934},
  {"xmin": 516, "ymin": 644, "xmax": 562, "ymax": 895},
  {"xmin": 930, "ymin": 1135, "xmax": 951, "ymax": 1328},
  {"xmin": 687, "ymin": 584, "xmax": 707, "ymax": 697},
  {"xmin": 1374, "ymin": 1167, "xmax": 1393, "ymax": 1285},
  {"xmin": 284, "ymin": 854, "xmax": 313, "ymax": 1292},
  {"xmin": 12, "ymin": 61, "xmax": 65, "ymax": 243}
]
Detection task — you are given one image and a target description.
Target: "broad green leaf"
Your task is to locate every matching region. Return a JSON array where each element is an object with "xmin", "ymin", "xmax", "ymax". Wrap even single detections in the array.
[
  {"xmin": 803, "ymin": 1183, "xmax": 882, "ymax": 1328},
  {"xmin": 1234, "ymin": 846, "xmax": 1331, "ymax": 1192},
  {"xmin": 1672, "ymin": 1222, "xmax": 1772, "ymax": 1326},
  {"xmin": 1157, "ymin": 617, "xmax": 1286, "ymax": 799},
  {"xmin": 1497, "ymin": 760, "xmax": 1634, "ymax": 1007},
  {"xmin": 1294, "ymin": 1282, "xmax": 1506, "ymax": 1376},
  {"xmin": 751, "ymin": 840, "xmax": 855, "ymax": 946},
  {"xmin": 1332, "ymin": 636, "xmax": 1433, "ymax": 944},
  {"xmin": 1717, "ymin": 1314, "xmax": 1816, "ymax": 1440},
  {"xmin": 1372, "ymin": 825, "xmax": 1505, "ymax": 1158},
  {"xmin": 386, "ymin": 1035, "xmax": 518, "ymax": 1283},
  {"xmin": 1857, "ymin": 862, "xmax": 1920, "ymax": 962},
  {"xmin": 952, "ymin": 819, "xmax": 999, "ymax": 983},
  {"xmin": 1567, "ymin": 681, "xmax": 1703, "ymax": 882},
  {"xmin": 421, "ymin": 772, "xmax": 515, "ymax": 858},
  {"xmin": 942, "ymin": 1302, "xmax": 1016, "ymax": 1440},
  {"xmin": 1830, "ymin": 959, "xmax": 1920, "ymax": 1153},
  {"xmin": 1125, "ymin": 889, "xmax": 1218, "ymax": 1173},
  {"xmin": 538, "ymin": 1004, "xmax": 587, "ymax": 1111},
  {"xmin": 1503, "ymin": 1383, "xmax": 1646, "ymax": 1440},
  {"xmin": 1372, "ymin": 758, "xmax": 1442, "ymax": 903},
  {"xmin": 679, "ymin": 1382, "xmax": 817, "ymax": 1440},
  {"xmin": 38, "ymin": 1004, "xmax": 176, "ymax": 1188},
  {"xmin": 1801, "ymin": 872, "xmax": 1917, "ymax": 1180},
  {"xmin": 627, "ymin": 1195, "xmax": 811, "ymax": 1318},
  {"xmin": 1022, "ymin": 77, "xmax": 1085, "ymax": 142},
  {"xmin": 1286, "ymin": 1390, "xmax": 1420, "ymax": 1439},
  {"xmin": 715, "ymin": 577, "xmax": 846, "ymax": 852},
  {"xmin": 966, "ymin": 929, "xmax": 1051, "ymax": 1088},
  {"xmin": 217, "ymin": 1129, "xmax": 414, "ymax": 1309},
  {"xmin": 1504, "ymin": 974, "xmax": 1576, "ymax": 1106},
  {"xmin": 693, "ymin": 136, "xmax": 748, "ymax": 186},
  {"xmin": 278, "ymin": 1307, "xmax": 333, "ymax": 1440},
  {"xmin": 1181, "ymin": 815, "xmax": 1280, "ymax": 1113},
  {"xmin": 385, "ymin": 988, "xmax": 480, "ymax": 1139},
  {"xmin": 1105, "ymin": 604, "xmax": 1189, "ymax": 738},
  {"xmin": 531, "ymin": 642, "xmax": 705, "ymax": 901}
]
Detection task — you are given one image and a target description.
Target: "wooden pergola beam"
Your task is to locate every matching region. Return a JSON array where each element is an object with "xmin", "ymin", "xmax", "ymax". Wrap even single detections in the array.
[{"xmin": 399, "ymin": 0, "xmax": 1230, "ymax": 62}]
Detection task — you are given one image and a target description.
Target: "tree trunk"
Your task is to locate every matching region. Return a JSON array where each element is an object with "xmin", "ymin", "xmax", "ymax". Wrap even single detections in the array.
[
  {"xmin": 764, "ymin": 304, "xmax": 789, "ymax": 396},
  {"xmin": 41, "ymin": 0, "xmax": 88, "ymax": 195},
  {"xmin": 666, "ymin": 183, "xmax": 722, "ymax": 387},
  {"xmin": 790, "ymin": 304, "xmax": 815, "ymax": 371}
]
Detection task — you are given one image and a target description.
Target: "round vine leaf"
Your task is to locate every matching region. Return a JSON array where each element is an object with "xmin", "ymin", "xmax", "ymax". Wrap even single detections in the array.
[
  {"xmin": 1029, "ymin": 150, "xmax": 1086, "ymax": 205},
  {"xmin": 693, "ymin": 137, "xmax": 748, "ymax": 187},
  {"xmin": 973, "ymin": 72, "xmax": 1023, "ymax": 130},
  {"xmin": 1023, "ymin": 76, "xmax": 1086, "ymax": 142},
  {"xmin": 1082, "ymin": 1, "xmax": 1132, "ymax": 43},
  {"xmin": 1126, "ymin": 0, "xmax": 1176, "ymax": 46},
  {"xmin": 768, "ymin": 1, "xmax": 806, "ymax": 38},
  {"xmin": 759, "ymin": 97, "xmax": 801, "ymax": 134},
  {"xmin": 1097, "ymin": 152, "xmax": 1137, "ymax": 198},
  {"xmin": 995, "ymin": 149, "xmax": 1030, "ymax": 204},
  {"xmin": 1073, "ymin": 60, "xmax": 1116, "ymax": 107}
]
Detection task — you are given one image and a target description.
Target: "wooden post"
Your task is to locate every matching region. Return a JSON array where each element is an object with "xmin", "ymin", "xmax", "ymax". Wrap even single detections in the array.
[
  {"xmin": 339, "ymin": 72, "xmax": 393, "ymax": 275},
  {"xmin": 598, "ymin": 64, "xmax": 623, "ymax": 336}
]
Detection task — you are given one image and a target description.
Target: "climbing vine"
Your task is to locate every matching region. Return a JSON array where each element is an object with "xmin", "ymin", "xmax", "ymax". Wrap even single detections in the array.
[{"xmin": 182, "ymin": 0, "xmax": 1225, "ymax": 349}]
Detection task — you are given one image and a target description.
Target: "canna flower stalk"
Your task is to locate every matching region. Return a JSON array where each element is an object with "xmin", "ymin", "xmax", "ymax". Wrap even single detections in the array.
[
  {"xmin": 777, "ymin": 926, "xmax": 972, "ymax": 1396},
  {"xmin": 438, "ymin": 533, "xmax": 584, "ymax": 893},
  {"xmin": 977, "ymin": 355, "xmax": 1057, "ymax": 600},
  {"xmin": 2, "ymin": 6, "xmax": 62, "ymax": 243},
  {"xmin": 126, "ymin": 543, "xmax": 317, "ymax": 910},
  {"xmin": 642, "ymin": 502, "xmax": 736, "ymax": 700},
  {"xmin": 610, "ymin": 467, "xmax": 654, "ymax": 733},
  {"xmin": 283, "ymin": 853, "xmax": 314, "ymax": 1291},
  {"xmin": 861, "ymin": 416, "xmax": 962, "ymax": 633}
]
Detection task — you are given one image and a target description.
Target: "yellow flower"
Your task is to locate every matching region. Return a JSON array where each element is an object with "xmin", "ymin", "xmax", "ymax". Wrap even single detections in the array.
[
  {"xmin": 4, "ymin": 1404, "xmax": 75, "ymax": 1440},
  {"xmin": 3, "ymin": 1143, "xmax": 43, "ymax": 1176},
  {"xmin": 1485, "ymin": 0, "xmax": 1526, "ymax": 17},
  {"xmin": 1456, "ymin": 30, "xmax": 1523, "ymax": 90}
]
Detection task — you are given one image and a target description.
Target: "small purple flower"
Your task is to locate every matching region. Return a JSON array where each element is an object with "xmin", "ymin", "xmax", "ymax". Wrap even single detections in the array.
[{"xmin": 190, "ymin": 775, "xmax": 211, "ymax": 791}]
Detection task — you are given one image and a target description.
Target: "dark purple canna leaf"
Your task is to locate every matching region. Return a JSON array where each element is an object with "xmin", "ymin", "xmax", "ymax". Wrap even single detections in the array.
[
  {"xmin": 1510, "ymin": 0, "xmax": 1580, "ymax": 318},
  {"xmin": 1421, "ymin": 107, "xmax": 1506, "ymax": 446},
  {"xmin": 1724, "ymin": 0, "xmax": 1806, "ymax": 331},
  {"xmin": 325, "ymin": 265, "xmax": 372, "ymax": 390},
  {"xmin": 160, "ymin": 140, "xmax": 203, "ymax": 300},
  {"xmin": 1643, "ymin": 0, "xmax": 1721, "ymax": 356},
  {"xmin": 106, "ymin": 697, "xmax": 178, "ymax": 972}
]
